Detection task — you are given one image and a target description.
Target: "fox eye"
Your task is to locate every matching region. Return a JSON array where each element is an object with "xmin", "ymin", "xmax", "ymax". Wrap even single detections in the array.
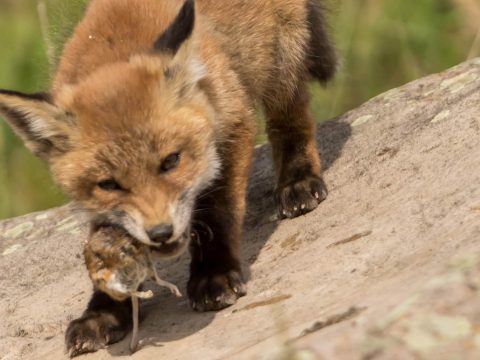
[
  {"xmin": 97, "ymin": 179, "xmax": 123, "ymax": 191},
  {"xmin": 160, "ymin": 152, "xmax": 181, "ymax": 173}
]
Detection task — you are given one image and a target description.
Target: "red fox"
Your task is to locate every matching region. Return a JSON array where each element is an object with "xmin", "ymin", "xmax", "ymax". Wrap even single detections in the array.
[{"xmin": 0, "ymin": 0, "xmax": 336, "ymax": 356}]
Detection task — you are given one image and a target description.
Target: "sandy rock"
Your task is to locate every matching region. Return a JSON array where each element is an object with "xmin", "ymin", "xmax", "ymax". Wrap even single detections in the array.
[{"xmin": 1, "ymin": 58, "xmax": 480, "ymax": 359}]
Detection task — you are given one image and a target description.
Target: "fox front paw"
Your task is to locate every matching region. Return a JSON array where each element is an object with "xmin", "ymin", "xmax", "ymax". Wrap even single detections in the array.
[
  {"xmin": 187, "ymin": 269, "xmax": 246, "ymax": 312},
  {"xmin": 65, "ymin": 312, "xmax": 130, "ymax": 358},
  {"xmin": 277, "ymin": 175, "xmax": 327, "ymax": 219}
]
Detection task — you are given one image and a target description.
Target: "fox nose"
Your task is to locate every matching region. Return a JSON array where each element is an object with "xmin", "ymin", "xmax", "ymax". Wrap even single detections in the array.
[{"xmin": 147, "ymin": 224, "xmax": 174, "ymax": 243}]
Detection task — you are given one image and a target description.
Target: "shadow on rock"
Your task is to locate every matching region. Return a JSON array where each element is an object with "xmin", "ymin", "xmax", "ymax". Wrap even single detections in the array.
[
  {"xmin": 317, "ymin": 118, "xmax": 352, "ymax": 172},
  {"xmin": 243, "ymin": 118, "xmax": 352, "ymax": 280},
  {"xmin": 106, "ymin": 290, "xmax": 216, "ymax": 356}
]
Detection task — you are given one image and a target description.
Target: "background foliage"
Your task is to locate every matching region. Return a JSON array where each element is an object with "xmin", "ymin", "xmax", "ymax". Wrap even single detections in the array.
[{"xmin": 0, "ymin": 0, "xmax": 479, "ymax": 219}]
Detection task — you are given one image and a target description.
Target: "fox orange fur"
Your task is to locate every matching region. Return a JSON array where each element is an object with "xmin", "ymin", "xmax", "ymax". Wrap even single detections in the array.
[{"xmin": 0, "ymin": 0, "xmax": 336, "ymax": 356}]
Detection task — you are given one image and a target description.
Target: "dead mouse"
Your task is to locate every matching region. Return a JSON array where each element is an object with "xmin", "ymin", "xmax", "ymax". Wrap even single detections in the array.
[{"xmin": 84, "ymin": 225, "xmax": 181, "ymax": 352}]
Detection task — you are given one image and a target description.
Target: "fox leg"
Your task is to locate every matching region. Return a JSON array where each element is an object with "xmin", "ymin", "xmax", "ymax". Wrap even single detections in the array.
[
  {"xmin": 265, "ymin": 83, "xmax": 328, "ymax": 219},
  {"xmin": 188, "ymin": 116, "xmax": 255, "ymax": 312},
  {"xmin": 65, "ymin": 290, "xmax": 132, "ymax": 358}
]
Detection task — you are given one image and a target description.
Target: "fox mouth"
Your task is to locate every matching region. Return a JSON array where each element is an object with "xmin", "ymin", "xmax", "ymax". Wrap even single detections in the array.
[
  {"xmin": 89, "ymin": 210, "xmax": 193, "ymax": 257},
  {"xmin": 151, "ymin": 231, "xmax": 190, "ymax": 258}
]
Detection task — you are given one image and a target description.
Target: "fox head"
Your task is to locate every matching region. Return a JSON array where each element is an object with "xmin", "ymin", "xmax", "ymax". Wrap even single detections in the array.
[{"xmin": 0, "ymin": 0, "xmax": 219, "ymax": 257}]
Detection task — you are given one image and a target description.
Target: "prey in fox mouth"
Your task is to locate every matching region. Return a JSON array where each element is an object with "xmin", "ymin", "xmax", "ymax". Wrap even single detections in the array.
[{"xmin": 83, "ymin": 224, "xmax": 182, "ymax": 354}]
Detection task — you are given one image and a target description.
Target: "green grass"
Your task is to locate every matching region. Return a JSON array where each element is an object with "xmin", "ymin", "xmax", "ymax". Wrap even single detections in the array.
[
  {"xmin": 0, "ymin": 1, "xmax": 58, "ymax": 217},
  {"xmin": 0, "ymin": 0, "xmax": 478, "ymax": 219}
]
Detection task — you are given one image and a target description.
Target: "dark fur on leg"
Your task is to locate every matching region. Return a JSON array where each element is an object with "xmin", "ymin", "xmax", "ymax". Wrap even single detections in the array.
[
  {"xmin": 187, "ymin": 111, "xmax": 254, "ymax": 312},
  {"xmin": 266, "ymin": 84, "xmax": 328, "ymax": 219},
  {"xmin": 65, "ymin": 290, "xmax": 132, "ymax": 358},
  {"xmin": 188, "ymin": 193, "xmax": 247, "ymax": 312}
]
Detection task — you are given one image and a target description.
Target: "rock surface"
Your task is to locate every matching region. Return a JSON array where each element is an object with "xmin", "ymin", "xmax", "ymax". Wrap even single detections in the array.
[{"xmin": 1, "ymin": 59, "xmax": 480, "ymax": 360}]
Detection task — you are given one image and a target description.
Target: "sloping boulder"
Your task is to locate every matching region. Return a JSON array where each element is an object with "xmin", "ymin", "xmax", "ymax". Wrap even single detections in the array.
[{"xmin": 1, "ymin": 58, "xmax": 480, "ymax": 359}]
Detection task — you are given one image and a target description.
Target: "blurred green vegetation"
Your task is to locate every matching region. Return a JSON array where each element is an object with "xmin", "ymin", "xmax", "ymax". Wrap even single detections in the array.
[{"xmin": 0, "ymin": 0, "xmax": 479, "ymax": 219}]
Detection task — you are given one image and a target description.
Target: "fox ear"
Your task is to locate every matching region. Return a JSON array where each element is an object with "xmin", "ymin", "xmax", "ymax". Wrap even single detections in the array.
[
  {"xmin": 150, "ymin": 0, "xmax": 205, "ymax": 97},
  {"xmin": 0, "ymin": 90, "xmax": 74, "ymax": 160},
  {"xmin": 154, "ymin": 0, "xmax": 195, "ymax": 55}
]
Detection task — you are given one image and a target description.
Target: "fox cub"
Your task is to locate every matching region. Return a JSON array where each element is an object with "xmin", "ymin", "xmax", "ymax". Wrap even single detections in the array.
[{"xmin": 0, "ymin": 0, "xmax": 336, "ymax": 356}]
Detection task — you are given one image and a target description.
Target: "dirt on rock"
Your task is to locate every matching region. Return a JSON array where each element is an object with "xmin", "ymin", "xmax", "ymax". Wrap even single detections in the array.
[{"xmin": 1, "ymin": 59, "xmax": 480, "ymax": 360}]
